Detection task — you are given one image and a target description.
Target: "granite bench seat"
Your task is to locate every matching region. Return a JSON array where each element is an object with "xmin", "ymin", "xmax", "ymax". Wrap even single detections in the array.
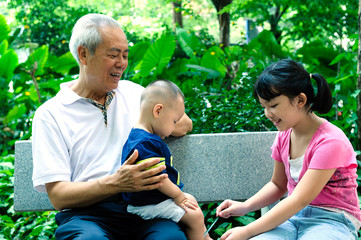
[{"xmin": 14, "ymin": 131, "xmax": 277, "ymax": 212}]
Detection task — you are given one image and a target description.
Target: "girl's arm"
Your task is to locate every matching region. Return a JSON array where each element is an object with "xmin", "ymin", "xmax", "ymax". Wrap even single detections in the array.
[{"xmin": 229, "ymin": 167, "xmax": 336, "ymax": 239}]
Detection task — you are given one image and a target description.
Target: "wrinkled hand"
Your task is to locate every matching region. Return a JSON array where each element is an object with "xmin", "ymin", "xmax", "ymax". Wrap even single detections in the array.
[
  {"xmin": 216, "ymin": 199, "xmax": 248, "ymax": 219},
  {"xmin": 174, "ymin": 193, "xmax": 198, "ymax": 212},
  {"xmin": 108, "ymin": 150, "xmax": 168, "ymax": 193},
  {"xmin": 221, "ymin": 226, "xmax": 252, "ymax": 240}
]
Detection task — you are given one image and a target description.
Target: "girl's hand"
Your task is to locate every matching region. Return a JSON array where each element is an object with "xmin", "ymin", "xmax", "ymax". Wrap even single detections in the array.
[
  {"xmin": 221, "ymin": 226, "xmax": 252, "ymax": 240},
  {"xmin": 216, "ymin": 199, "xmax": 248, "ymax": 218}
]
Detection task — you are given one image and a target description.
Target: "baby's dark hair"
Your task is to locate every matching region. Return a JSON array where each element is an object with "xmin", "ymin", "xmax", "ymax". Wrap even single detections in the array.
[
  {"xmin": 141, "ymin": 80, "xmax": 184, "ymax": 105},
  {"xmin": 253, "ymin": 59, "xmax": 332, "ymax": 114}
]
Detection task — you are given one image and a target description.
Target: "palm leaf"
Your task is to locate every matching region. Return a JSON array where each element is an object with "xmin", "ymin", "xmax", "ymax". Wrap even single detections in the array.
[
  {"xmin": 0, "ymin": 39, "xmax": 8, "ymax": 55},
  {"xmin": 176, "ymin": 28, "xmax": 200, "ymax": 62},
  {"xmin": 138, "ymin": 34, "xmax": 175, "ymax": 78},
  {"xmin": 23, "ymin": 45, "xmax": 49, "ymax": 75},
  {"xmin": 201, "ymin": 46, "xmax": 227, "ymax": 78},
  {"xmin": 0, "ymin": 48, "xmax": 18, "ymax": 81},
  {"xmin": 186, "ymin": 64, "xmax": 221, "ymax": 79},
  {"xmin": 0, "ymin": 14, "xmax": 10, "ymax": 44}
]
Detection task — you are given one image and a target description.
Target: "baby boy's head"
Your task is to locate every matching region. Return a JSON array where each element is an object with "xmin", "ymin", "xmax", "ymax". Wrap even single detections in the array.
[{"xmin": 140, "ymin": 80, "xmax": 185, "ymax": 138}]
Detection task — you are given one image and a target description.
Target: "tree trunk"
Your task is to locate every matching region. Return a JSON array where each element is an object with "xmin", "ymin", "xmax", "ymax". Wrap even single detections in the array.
[
  {"xmin": 269, "ymin": 4, "xmax": 288, "ymax": 44},
  {"xmin": 211, "ymin": 0, "xmax": 232, "ymax": 48},
  {"xmin": 172, "ymin": 0, "xmax": 183, "ymax": 29},
  {"xmin": 357, "ymin": 0, "xmax": 361, "ymax": 158}
]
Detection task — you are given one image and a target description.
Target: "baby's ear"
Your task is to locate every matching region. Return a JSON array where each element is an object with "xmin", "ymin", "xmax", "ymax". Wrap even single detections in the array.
[{"xmin": 153, "ymin": 104, "xmax": 163, "ymax": 118}]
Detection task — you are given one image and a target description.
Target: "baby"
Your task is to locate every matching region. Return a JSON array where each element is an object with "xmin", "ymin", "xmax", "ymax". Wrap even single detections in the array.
[{"xmin": 122, "ymin": 80, "xmax": 212, "ymax": 240}]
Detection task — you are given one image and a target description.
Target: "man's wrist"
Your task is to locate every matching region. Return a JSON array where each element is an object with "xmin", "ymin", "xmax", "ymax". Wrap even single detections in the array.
[{"xmin": 97, "ymin": 175, "xmax": 118, "ymax": 195}]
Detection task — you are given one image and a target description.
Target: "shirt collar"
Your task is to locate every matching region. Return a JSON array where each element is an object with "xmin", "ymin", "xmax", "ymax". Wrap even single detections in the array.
[
  {"xmin": 57, "ymin": 80, "xmax": 82, "ymax": 105},
  {"xmin": 57, "ymin": 80, "xmax": 116, "ymax": 106}
]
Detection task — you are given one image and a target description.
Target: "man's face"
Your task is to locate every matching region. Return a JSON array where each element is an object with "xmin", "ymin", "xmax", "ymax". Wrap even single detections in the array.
[{"xmin": 84, "ymin": 27, "xmax": 129, "ymax": 94}]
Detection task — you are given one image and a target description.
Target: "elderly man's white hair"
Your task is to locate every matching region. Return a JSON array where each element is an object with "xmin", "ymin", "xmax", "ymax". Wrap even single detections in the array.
[{"xmin": 69, "ymin": 13, "xmax": 122, "ymax": 64}]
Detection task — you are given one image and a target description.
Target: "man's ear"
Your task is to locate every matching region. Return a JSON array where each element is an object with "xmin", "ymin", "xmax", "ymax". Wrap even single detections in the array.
[
  {"xmin": 152, "ymin": 104, "xmax": 163, "ymax": 118},
  {"xmin": 78, "ymin": 45, "xmax": 88, "ymax": 65},
  {"xmin": 296, "ymin": 93, "xmax": 307, "ymax": 108}
]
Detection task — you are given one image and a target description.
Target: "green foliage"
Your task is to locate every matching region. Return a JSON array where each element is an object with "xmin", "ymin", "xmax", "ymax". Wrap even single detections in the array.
[
  {"xmin": 226, "ymin": 0, "xmax": 357, "ymax": 47},
  {"xmin": 0, "ymin": 155, "xmax": 57, "ymax": 239},
  {"xmin": 1, "ymin": 0, "xmax": 360, "ymax": 237},
  {"xmin": 176, "ymin": 28, "xmax": 202, "ymax": 63},
  {"xmin": 134, "ymin": 34, "xmax": 176, "ymax": 83},
  {"xmin": 297, "ymin": 40, "xmax": 339, "ymax": 77},
  {"xmin": 253, "ymin": 30, "xmax": 287, "ymax": 59},
  {"xmin": 201, "ymin": 202, "xmax": 261, "ymax": 239},
  {"xmin": 0, "ymin": 41, "xmax": 18, "ymax": 88},
  {"xmin": 0, "ymin": 14, "xmax": 10, "ymax": 44},
  {"xmin": 7, "ymin": 0, "xmax": 97, "ymax": 56},
  {"xmin": 186, "ymin": 86, "xmax": 274, "ymax": 134}
]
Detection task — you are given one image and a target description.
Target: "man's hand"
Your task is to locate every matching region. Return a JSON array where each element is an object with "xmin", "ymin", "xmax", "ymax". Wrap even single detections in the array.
[
  {"xmin": 103, "ymin": 149, "xmax": 168, "ymax": 193},
  {"xmin": 46, "ymin": 150, "xmax": 168, "ymax": 210}
]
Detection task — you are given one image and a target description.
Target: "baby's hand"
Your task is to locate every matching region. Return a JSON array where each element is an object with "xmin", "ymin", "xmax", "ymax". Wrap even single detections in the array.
[{"xmin": 174, "ymin": 194, "xmax": 198, "ymax": 212}]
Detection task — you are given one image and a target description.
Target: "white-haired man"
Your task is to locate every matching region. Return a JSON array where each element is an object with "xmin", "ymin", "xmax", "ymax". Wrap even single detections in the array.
[{"xmin": 32, "ymin": 13, "xmax": 192, "ymax": 239}]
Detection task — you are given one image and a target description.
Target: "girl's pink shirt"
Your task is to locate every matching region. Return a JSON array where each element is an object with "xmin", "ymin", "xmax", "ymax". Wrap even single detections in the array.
[{"xmin": 271, "ymin": 120, "xmax": 361, "ymax": 221}]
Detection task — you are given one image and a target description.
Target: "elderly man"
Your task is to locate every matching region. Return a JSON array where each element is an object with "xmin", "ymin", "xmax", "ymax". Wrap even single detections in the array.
[{"xmin": 32, "ymin": 13, "xmax": 192, "ymax": 239}]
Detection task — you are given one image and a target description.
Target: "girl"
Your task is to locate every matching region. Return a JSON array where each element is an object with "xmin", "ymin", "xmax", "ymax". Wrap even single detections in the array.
[{"xmin": 216, "ymin": 59, "xmax": 361, "ymax": 240}]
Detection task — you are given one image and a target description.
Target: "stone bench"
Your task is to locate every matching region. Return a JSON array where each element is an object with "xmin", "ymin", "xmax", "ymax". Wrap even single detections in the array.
[{"xmin": 14, "ymin": 131, "xmax": 277, "ymax": 212}]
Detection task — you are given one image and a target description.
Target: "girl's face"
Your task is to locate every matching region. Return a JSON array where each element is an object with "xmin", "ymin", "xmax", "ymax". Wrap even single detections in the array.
[{"xmin": 258, "ymin": 94, "xmax": 304, "ymax": 131}]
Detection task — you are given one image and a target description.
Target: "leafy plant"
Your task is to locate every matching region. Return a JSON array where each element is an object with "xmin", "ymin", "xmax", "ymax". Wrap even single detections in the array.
[
  {"xmin": 201, "ymin": 202, "xmax": 261, "ymax": 239},
  {"xmin": 7, "ymin": 0, "xmax": 97, "ymax": 56},
  {"xmin": 1, "ymin": 0, "xmax": 361, "ymax": 237}
]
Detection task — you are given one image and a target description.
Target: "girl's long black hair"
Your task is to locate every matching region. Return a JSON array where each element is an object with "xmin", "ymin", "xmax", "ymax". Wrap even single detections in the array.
[{"xmin": 254, "ymin": 59, "xmax": 332, "ymax": 114}]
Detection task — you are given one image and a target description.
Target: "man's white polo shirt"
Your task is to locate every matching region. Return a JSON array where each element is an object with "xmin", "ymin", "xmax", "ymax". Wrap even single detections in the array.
[{"xmin": 32, "ymin": 80, "xmax": 144, "ymax": 192}]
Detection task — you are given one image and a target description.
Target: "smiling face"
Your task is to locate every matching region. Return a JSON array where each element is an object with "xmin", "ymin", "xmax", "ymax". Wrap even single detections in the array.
[
  {"xmin": 258, "ymin": 94, "xmax": 305, "ymax": 132},
  {"xmin": 79, "ymin": 27, "xmax": 129, "ymax": 95}
]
